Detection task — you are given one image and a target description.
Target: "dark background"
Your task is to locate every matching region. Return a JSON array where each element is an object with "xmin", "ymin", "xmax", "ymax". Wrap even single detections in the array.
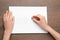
[{"xmin": 0, "ymin": 0, "xmax": 60, "ymax": 40}]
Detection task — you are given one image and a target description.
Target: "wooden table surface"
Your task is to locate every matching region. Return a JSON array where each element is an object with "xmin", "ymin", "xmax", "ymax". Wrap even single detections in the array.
[{"xmin": 0, "ymin": 0, "xmax": 60, "ymax": 40}]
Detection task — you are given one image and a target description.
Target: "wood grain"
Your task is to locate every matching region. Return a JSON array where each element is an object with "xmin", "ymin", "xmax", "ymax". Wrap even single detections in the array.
[{"xmin": 0, "ymin": 0, "xmax": 60, "ymax": 40}]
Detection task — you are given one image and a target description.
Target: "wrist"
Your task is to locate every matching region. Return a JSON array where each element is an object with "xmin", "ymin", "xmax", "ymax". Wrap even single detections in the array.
[
  {"xmin": 41, "ymin": 24, "xmax": 52, "ymax": 32},
  {"xmin": 3, "ymin": 30, "xmax": 11, "ymax": 40},
  {"xmin": 46, "ymin": 25, "xmax": 53, "ymax": 32},
  {"xmin": 43, "ymin": 25, "xmax": 51, "ymax": 31},
  {"xmin": 4, "ymin": 30, "xmax": 12, "ymax": 35}
]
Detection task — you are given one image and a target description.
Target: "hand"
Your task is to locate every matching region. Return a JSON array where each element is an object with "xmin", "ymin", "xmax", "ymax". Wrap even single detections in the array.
[
  {"xmin": 3, "ymin": 11, "xmax": 14, "ymax": 33},
  {"xmin": 32, "ymin": 14, "xmax": 48, "ymax": 31}
]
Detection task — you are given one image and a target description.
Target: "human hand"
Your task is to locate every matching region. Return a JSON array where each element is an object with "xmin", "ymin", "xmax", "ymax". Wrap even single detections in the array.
[
  {"xmin": 32, "ymin": 14, "xmax": 60, "ymax": 40},
  {"xmin": 32, "ymin": 14, "xmax": 48, "ymax": 31},
  {"xmin": 3, "ymin": 11, "xmax": 14, "ymax": 33}
]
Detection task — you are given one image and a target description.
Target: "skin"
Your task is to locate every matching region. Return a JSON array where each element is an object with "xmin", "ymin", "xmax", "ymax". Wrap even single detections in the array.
[
  {"xmin": 32, "ymin": 15, "xmax": 60, "ymax": 40},
  {"xmin": 3, "ymin": 11, "xmax": 60, "ymax": 40},
  {"xmin": 3, "ymin": 11, "xmax": 14, "ymax": 40}
]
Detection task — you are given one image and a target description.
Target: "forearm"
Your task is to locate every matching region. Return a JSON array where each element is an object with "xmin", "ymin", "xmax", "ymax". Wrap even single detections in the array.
[
  {"xmin": 46, "ymin": 25, "xmax": 60, "ymax": 40},
  {"xmin": 3, "ymin": 31, "xmax": 11, "ymax": 40}
]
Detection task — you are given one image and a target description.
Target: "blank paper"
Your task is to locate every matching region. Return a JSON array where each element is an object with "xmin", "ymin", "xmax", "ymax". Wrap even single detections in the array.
[{"xmin": 9, "ymin": 6, "xmax": 47, "ymax": 33}]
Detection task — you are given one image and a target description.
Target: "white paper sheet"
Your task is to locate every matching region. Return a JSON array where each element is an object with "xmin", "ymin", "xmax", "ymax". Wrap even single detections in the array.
[{"xmin": 9, "ymin": 6, "xmax": 47, "ymax": 33}]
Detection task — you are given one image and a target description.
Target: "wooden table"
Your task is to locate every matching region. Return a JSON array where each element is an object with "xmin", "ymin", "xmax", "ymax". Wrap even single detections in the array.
[{"xmin": 0, "ymin": 0, "xmax": 60, "ymax": 40}]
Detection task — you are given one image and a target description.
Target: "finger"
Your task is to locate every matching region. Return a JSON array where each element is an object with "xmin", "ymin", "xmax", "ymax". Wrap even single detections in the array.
[
  {"xmin": 3, "ymin": 13, "xmax": 5, "ymax": 18},
  {"xmin": 32, "ymin": 16, "xmax": 39, "ymax": 23},
  {"xmin": 5, "ymin": 10, "xmax": 9, "ymax": 16},
  {"xmin": 8, "ymin": 11, "xmax": 12, "ymax": 18},
  {"xmin": 3, "ymin": 13, "xmax": 6, "ymax": 21},
  {"xmin": 3, "ymin": 11, "xmax": 8, "ymax": 21},
  {"xmin": 32, "ymin": 16, "xmax": 40, "ymax": 21},
  {"xmin": 8, "ymin": 11, "xmax": 13, "ymax": 20},
  {"xmin": 12, "ymin": 16, "xmax": 15, "ymax": 24},
  {"xmin": 9, "ymin": 11, "xmax": 12, "ymax": 16},
  {"xmin": 32, "ymin": 18, "xmax": 39, "ymax": 24}
]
